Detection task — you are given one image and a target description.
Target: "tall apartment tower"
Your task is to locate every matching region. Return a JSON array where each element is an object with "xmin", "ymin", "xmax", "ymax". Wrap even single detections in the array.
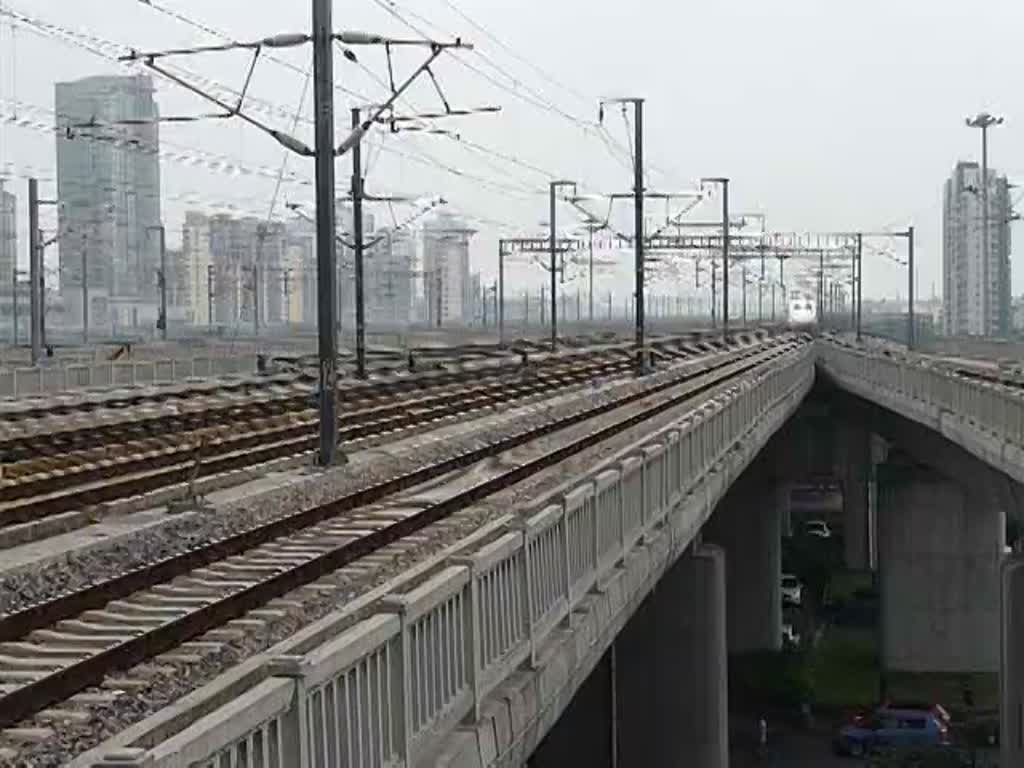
[
  {"xmin": 942, "ymin": 160, "xmax": 1012, "ymax": 337},
  {"xmin": 0, "ymin": 185, "xmax": 16, "ymax": 334},
  {"xmin": 422, "ymin": 212, "xmax": 475, "ymax": 326},
  {"xmin": 0, "ymin": 184, "xmax": 15, "ymax": 284},
  {"xmin": 55, "ymin": 74, "xmax": 162, "ymax": 330}
]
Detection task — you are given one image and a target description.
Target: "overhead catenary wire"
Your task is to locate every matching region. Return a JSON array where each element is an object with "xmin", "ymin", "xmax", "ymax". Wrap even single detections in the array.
[
  {"xmin": 136, "ymin": 0, "xmax": 369, "ymax": 104},
  {"xmin": 8, "ymin": 2, "xmax": 577, "ymax": 223},
  {"xmin": 374, "ymin": 0, "xmax": 687, "ymax": 188},
  {"xmin": 6, "ymin": 0, "xmax": 663, "ymax": 266}
]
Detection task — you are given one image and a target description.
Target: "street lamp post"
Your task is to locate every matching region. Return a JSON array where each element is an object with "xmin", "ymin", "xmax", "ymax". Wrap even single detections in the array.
[{"xmin": 966, "ymin": 112, "xmax": 1004, "ymax": 336}]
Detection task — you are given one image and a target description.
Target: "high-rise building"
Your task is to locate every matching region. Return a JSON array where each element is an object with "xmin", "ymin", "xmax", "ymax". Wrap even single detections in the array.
[
  {"xmin": 185, "ymin": 213, "xmax": 286, "ymax": 329},
  {"xmin": 942, "ymin": 160, "xmax": 1012, "ymax": 337},
  {"xmin": 55, "ymin": 74, "xmax": 162, "ymax": 329},
  {"xmin": 0, "ymin": 184, "xmax": 19, "ymax": 336},
  {"xmin": 365, "ymin": 230, "xmax": 414, "ymax": 326},
  {"xmin": 284, "ymin": 218, "xmax": 317, "ymax": 326},
  {"xmin": 0, "ymin": 184, "xmax": 15, "ymax": 283},
  {"xmin": 422, "ymin": 212, "xmax": 475, "ymax": 326},
  {"xmin": 182, "ymin": 212, "xmax": 212, "ymax": 326}
]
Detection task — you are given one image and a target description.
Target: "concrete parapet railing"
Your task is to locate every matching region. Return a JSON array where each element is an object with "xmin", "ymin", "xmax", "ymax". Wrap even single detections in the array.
[
  {"xmin": 0, "ymin": 355, "xmax": 259, "ymax": 398},
  {"xmin": 818, "ymin": 341, "xmax": 1024, "ymax": 483},
  {"xmin": 90, "ymin": 347, "xmax": 814, "ymax": 768}
]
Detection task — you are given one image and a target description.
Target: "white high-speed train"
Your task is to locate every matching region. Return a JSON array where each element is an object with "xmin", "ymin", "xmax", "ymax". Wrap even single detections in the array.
[{"xmin": 787, "ymin": 294, "xmax": 818, "ymax": 331}]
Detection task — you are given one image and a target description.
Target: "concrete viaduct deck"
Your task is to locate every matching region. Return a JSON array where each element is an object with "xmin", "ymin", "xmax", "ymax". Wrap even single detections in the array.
[{"xmin": 76, "ymin": 335, "xmax": 1024, "ymax": 768}]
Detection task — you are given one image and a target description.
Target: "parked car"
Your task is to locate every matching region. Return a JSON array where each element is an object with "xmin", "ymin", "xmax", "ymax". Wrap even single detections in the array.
[
  {"xmin": 781, "ymin": 574, "xmax": 803, "ymax": 605},
  {"xmin": 781, "ymin": 623, "xmax": 800, "ymax": 648},
  {"xmin": 834, "ymin": 708, "xmax": 950, "ymax": 757},
  {"xmin": 805, "ymin": 519, "xmax": 832, "ymax": 538},
  {"xmin": 847, "ymin": 701, "xmax": 951, "ymax": 730}
]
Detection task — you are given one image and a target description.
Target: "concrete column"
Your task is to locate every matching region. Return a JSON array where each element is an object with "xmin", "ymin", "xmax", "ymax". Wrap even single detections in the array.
[
  {"xmin": 705, "ymin": 479, "xmax": 782, "ymax": 652},
  {"xmin": 867, "ymin": 435, "xmax": 888, "ymax": 572},
  {"xmin": 531, "ymin": 545, "xmax": 729, "ymax": 768},
  {"xmin": 878, "ymin": 462, "xmax": 1004, "ymax": 673},
  {"xmin": 613, "ymin": 580, "xmax": 658, "ymax": 768},
  {"xmin": 834, "ymin": 421, "xmax": 871, "ymax": 571},
  {"xmin": 1001, "ymin": 555, "xmax": 1024, "ymax": 768},
  {"xmin": 528, "ymin": 650, "xmax": 613, "ymax": 768},
  {"xmin": 614, "ymin": 544, "xmax": 729, "ymax": 768},
  {"xmin": 675, "ymin": 544, "xmax": 729, "ymax": 768},
  {"xmin": 777, "ymin": 484, "xmax": 792, "ymax": 539},
  {"xmin": 841, "ymin": 464, "xmax": 869, "ymax": 571}
]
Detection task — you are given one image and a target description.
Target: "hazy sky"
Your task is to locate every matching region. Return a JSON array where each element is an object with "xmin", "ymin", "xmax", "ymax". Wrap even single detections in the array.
[{"xmin": 1, "ymin": 0, "xmax": 1022, "ymax": 305}]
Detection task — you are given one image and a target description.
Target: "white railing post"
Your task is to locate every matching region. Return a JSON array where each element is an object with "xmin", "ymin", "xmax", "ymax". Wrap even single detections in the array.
[
  {"xmin": 265, "ymin": 656, "xmax": 310, "ymax": 768},
  {"xmin": 450, "ymin": 555, "xmax": 482, "ymax": 724},
  {"xmin": 379, "ymin": 598, "xmax": 413, "ymax": 763},
  {"xmin": 560, "ymin": 503, "xmax": 572, "ymax": 627}
]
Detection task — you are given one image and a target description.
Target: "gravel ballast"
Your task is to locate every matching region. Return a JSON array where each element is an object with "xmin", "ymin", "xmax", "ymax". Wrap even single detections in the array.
[{"xmin": 0, "ymin": 344, "xmax": 756, "ymax": 616}]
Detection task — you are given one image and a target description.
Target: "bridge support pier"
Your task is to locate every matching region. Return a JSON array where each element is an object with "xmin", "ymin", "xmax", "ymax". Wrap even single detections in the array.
[
  {"xmin": 528, "ymin": 545, "xmax": 728, "ymax": 768},
  {"xmin": 777, "ymin": 484, "xmax": 792, "ymax": 538},
  {"xmin": 878, "ymin": 461, "xmax": 1004, "ymax": 673},
  {"xmin": 835, "ymin": 422, "xmax": 871, "ymax": 571},
  {"xmin": 705, "ymin": 478, "xmax": 782, "ymax": 652},
  {"xmin": 1001, "ymin": 555, "xmax": 1024, "ymax": 768}
]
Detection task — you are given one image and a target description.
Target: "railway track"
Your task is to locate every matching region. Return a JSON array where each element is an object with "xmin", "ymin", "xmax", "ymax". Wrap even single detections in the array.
[
  {"xmin": 0, "ymin": 333, "xmax": 761, "ymax": 536},
  {"xmin": 0, "ymin": 349, "xmax": 647, "ymax": 537},
  {"xmin": 0, "ymin": 334, "xmax": 804, "ymax": 731}
]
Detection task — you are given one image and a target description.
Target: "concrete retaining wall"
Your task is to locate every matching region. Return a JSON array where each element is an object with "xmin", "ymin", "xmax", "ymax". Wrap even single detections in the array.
[{"xmin": 0, "ymin": 355, "xmax": 258, "ymax": 398}]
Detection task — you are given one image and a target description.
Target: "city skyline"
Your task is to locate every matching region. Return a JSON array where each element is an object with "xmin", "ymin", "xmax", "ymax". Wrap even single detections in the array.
[{"xmin": 0, "ymin": 1, "xmax": 1021, "ymax": 334}]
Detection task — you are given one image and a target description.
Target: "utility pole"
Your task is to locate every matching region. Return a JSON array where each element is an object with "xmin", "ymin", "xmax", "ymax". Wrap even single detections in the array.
[
  {"xmin": 588, "ymin": 223, "xmax": 595, "ymax": 322},
  {"xmin": 758, "ymin": 248, "xmax": 765, "ymax": 321},
  {"xmin": 818, "ymin": 249, "xmax": 825, "ymax": 322},
  {"xmin": 632, "ymin": 100, "xmax": 645, "ymax": 372},
  {"xmin": 207, "ymin": 264, "xmax": 215, "ymax": 332},
  {"xmin": 855, "ymin": 233, "xmax": 862, "ymax": 341},
  {"xmin": 851, "ymin": 234, "xmax": 859, "ymax": 336},
  {"xmin": 597, "ymin": 97, "xmax": 647, "ymax": 371},
  {"xmin": 311, "ymin": 0, "xmax": 340, "ymax": 465},
  {"xmin": 907, "ymin": 225, "xmax": 915, "ymax": 350},
  {"xmin": 701, "ymin": 177, "xmax": 730, "ymax": 337},
  {"xmin": 435, "ymin": 273, "xmax": 442, "ymax": 328},
  {"xmin": 28, "ymin": 178, "xmax": 42, "ymax": 364},
  {"xmin": 251, "ymin": 264, "xmax": 260, "ymax": 336},
  {"xmin": 741, "ymin": 264, "xmax": 747, "ymax": 325},
  {"xmin": 711, "ymin": 259, "xmax": 718, "ymax": 327},
  {"xmin": 351, "ymin": 107, "xmax": 367, "ymax": 379},
  {"xmin": 81, "ymin": 233, "xmax": 89, "ymax": 344},
  {"xmin": 146, "ymin": 224, "xmax": 168, "ymax": 340},
  {"xmin": 158, "ymin": 225, "xmax": 168, "ymax": 340},
  {"xmin": 11, "ymin": 269, "xmax": 17, "ymax": 346},
  {"xmin": 283, "ymin": 268, "xmax": 291, "ymax": 329},
  {"xmin": 541, "ymin": 282, "xmax": 546, "ymax": 327},
  {"xmin": 497, "ymin": 243, "xmax": 505, "ymax": 346},
  {"xmin": 548, "ymin": 180, "xmax": 576, "ymax": 351}
]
